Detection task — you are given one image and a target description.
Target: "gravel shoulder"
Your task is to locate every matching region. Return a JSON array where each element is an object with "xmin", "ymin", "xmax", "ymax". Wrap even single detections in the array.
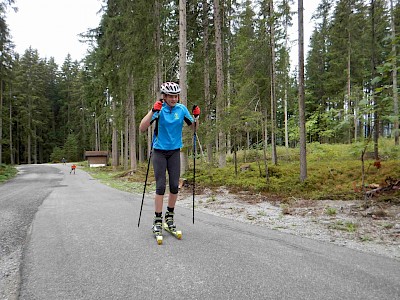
[{"xmin": 177, "ymin": 186, "xmax": 400, "ymax": 260}]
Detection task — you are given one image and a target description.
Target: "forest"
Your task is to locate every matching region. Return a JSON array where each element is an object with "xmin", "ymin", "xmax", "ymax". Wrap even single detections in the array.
[{"xmin": 0, "ymin": 0, "xmax": 399, "ymax": 184}]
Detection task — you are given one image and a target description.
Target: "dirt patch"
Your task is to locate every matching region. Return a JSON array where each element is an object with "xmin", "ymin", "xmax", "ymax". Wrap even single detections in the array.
[{"xmin": 177, "ymin": 186, "xmax": 400, "ymax": 260}]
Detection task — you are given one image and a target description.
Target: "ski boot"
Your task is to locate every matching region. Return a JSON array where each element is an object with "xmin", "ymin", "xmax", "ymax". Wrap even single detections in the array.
[
  {"xmin": 163, "ymin": 211, "xmax": 182, "ymax": 239},
  {"xmin": 152, "ymin": 216, "xmax": 163, "ymax": 245}
]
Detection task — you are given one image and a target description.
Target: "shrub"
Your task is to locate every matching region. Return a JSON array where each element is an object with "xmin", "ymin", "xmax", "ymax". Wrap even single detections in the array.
[
  {"xmin": 0, "ymin": 164, "xmax": 17, "ymax": 183},
  {"xmin": 50, "ymin": 147, "xmax": 65, "ymax": 163},
  {"xmin": 325, "ymin": 207, "xmax": 337, "ymax": 216}
]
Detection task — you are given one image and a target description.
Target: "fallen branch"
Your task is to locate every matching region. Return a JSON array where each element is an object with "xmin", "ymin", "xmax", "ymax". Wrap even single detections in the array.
[{"xmin": 365, "ymin": 178, "xmax": 400, "ymax": 198}]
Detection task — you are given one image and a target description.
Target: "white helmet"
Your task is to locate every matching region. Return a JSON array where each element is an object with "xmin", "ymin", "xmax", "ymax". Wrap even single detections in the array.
[{"xmin": 160, "ymin": 82, "xmax": 181, "ymax": 95}]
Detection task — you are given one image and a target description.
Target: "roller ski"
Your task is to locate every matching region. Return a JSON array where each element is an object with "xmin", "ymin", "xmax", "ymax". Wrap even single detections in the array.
[
  {"xmin": 152, "ymin": 216, "xmax": 163, "ymax": 245},
  {"xmin": 163, "ymin": 211, "xmax": 182, "ymax": 239}
]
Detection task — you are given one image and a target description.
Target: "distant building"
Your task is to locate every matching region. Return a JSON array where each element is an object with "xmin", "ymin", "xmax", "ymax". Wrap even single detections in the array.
[{"xmin": 85, "ymin": 151, "xmax": 109, "ymax": 167}]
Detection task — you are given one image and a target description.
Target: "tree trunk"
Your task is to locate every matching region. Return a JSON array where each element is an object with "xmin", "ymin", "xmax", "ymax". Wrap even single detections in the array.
[
  {"xmin": 27, "ymin": 134, "xmax": 31, "ymax": 164},
  {"xmin": 347, "ymin": 28, "xmax": 353, "ymax": 143},
  {"xmin": 226, "ymin": 0, "xmax": 232, "ymax": 155},
  {"xmin": 203, "ymin": 0, "xmax": 213, "ymax": 165},
  {"xmin": 9, "ymin": 87, "xmax": 14, "ymax": 165},
  {"xmin": 269, "ymin": 0, "xmax": 277, "ymax": 165},
  {"xmin": 112, "ymin": 97, "xmax": 119, "ymax": 169},
  {"xmin": 39, "ymin": 128, "xmax": 43, "ymax": 163},
  {"xmin": 120, "ymin": 129, "xmax": 123, "ymax": 167},
  {"xmin": 264, "ymin": 106, "xmax": 268, "ymax": 152},
  {"xmin": 154, "ymin": 0, "xmax": 162, "ymax": 101},
  {"xmin": 262, "ymin": 117, "xmax": 269, "ymax": 182},
  {"xmin": 284, "ymin": 0, "xmax": 289, "ymax": 149},
  {"xmin": 0, "ymin": 80, "xmax": 3, "ymax": 164},
  {"xmin": 179, "ymin": 0, "xmax": 188, "ymax": 174},
  {"xmin": 391, "ymin": 0, "xmax": 399, "ymax": 145},
  {"xmin": 298, "ymin": 0, "xmax": 307, "ymax": 181},
  {"xmin": 94, "ymin": 112, "xmax": 99, "ymax": 151},
  {"xmin": 371, "ymin": 0, "xmax": 379, "ymax": 160},
  {"xmin": 129, "ymin": 74, "xmax": 137, "ymax": 171},
  {"xmin": 33, "ymin": 126, "xmax": 37, "ymax": 164},
  {"xmin": 80, "ymin": 96, "xmax": 87, "ymax": 158},
  {"xmin": 124, "ymin": 102, "xmax": 129, "ymax": 169},
  {"xmin": 16, "ymin": 120, "xmax": 20, "ymax": 164},
  {"xmin": 138, "ymin": 136, "xmax": 143, "ymax": 164},
  {"xmin": 179, "ymin": 0, "xmax": 187, "ymax": 106},
  {"xmin": 147, "ymin": 0, "xmax": 161, "ymax": 164},
  {"xmin": 27, "ymin": 95, "xmax": 32, "ymax": 164},
  {"xmin": 214, "ymin": 0, "xmax": 226, "ymax": 168}
]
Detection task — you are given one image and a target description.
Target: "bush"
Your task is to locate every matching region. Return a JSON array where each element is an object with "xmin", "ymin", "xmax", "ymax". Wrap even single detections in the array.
[
  {"xmin": 50, "ymin": 147, "xmax": 65, "ymax": 163},
  {"xmin": 64, "ymin": 134, "xmax": 79, "ymax": 162},
  {"xmin": 0, "ymin": 164, "xmax": 17, "ymax": 183},
  {"xmin": 183, "ymin": 141, "xmax": 400, "ymax": 201}
]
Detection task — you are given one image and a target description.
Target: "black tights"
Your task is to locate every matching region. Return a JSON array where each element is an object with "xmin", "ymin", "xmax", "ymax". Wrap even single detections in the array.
[{"xmin": 152, "ymin": 149, "xmax": 180, "ymax": 195}]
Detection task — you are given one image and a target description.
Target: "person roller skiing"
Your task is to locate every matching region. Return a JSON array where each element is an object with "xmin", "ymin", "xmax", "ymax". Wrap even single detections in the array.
[
  {"xmin": 70, "ymin": 164, "xmax": 76, "ymax": 175},
  {"xmin": 139, "ymin": 82, "xmax": 200, "ymax": 242}
]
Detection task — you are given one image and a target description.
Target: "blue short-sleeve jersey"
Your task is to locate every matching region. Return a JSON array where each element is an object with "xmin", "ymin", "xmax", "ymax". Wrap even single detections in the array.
[{"xmin": 151, "ymin": 103, "xmax": 194, "ymax": 150}]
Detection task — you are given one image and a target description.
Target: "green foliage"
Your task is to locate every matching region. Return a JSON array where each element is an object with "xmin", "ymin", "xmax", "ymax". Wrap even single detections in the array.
[
  {"xmin": 325, "ymin": 207, "xmax": 337, "ymax": 216},
  {"xmin": 183, "ymin": 142, "xmax": 400, "ymax": 201},
  {"xmin": 63, "ymin": 134, "xmax": 79, "ymax": 162},
  {"xmin": 2, "ymin": 0, "xmax": 399, "ymax": 170},
  {"xmin": 83, "ymin": 165, "xmax": 155, "ymax": 194},
  {"xmin": 12, "ymin": 48, "xmax": 55, "ymax": 163},
  {"xmin": 0, "ymin": 164, "xmax": 17, "ymax": 183},
  {"xmin": 329, "ymin": 220, "xmax": 358, "ymax": 233},
  {"xmin": 78, "ymin": 140, "xmax": 400, "ymax": 205},
  {"xmin": 50, "ymin": 147, "xmax": 65, "ymax": 163}
]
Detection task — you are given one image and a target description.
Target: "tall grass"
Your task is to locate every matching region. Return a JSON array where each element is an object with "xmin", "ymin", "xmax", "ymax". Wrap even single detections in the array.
[
  {"xmin": 0, "ymin": 164, "xmax": 17, "ymax": 183},
  {"xmin": 82, "ymin": 139, "xmax": 399, "ymax": 201},
  {"xmin": 183, "ymin": 139, "xmax": 400, "ymax": 200}
]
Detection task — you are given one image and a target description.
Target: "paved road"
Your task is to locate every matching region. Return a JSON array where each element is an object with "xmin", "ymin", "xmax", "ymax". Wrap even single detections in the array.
[
  {"xmin": 2, "ymin": 164, "xmax": 400, "ymax": 299},
  {"xmin": 0, "ymin": 164, "xmax": 64, "ymax": 299}
]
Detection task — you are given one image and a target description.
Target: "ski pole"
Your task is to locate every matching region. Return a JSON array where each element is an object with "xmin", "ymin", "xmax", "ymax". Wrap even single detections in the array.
[
  {"xmin": 138, "ymin": 117, "xmax": 159, "ymax": 228},
  {"xmin": 138, "ymin": 146, "xmax": 153, "ymax": 227},
  {"xmin": 193, "ymin": 117, "xmax": 198, "ymax": 224}
]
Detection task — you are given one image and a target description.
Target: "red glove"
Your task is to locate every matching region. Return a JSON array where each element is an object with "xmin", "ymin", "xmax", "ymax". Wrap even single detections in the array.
[
  {"xmin": 152, "ymin": 100, "xmax": 163, "ymax": 112},
  {"xmin": 192, "ymin": 105, "xmax": 200, "ymax": 118}
]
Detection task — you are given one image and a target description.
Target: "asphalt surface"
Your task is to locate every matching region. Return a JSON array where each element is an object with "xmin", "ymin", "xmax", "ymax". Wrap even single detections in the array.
[
  {"xmin": 0, "ymin": 164, "xmax": 64, "ymax": 299},
  {"xmin": 1, "ymin": 164, "xmax": 400, "ymax": 299}
]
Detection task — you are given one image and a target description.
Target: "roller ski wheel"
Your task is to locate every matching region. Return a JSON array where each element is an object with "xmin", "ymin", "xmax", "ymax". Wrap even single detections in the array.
[
  {"xmin": 153, "ymin": 216, "xmax": 163, "ymax": 245},
  {"xmin": 163, "ymin": 222, "xmax": 182, "ymax": 239},
  {"xmin": 164, "ymin": 211, "xmax": 182, "ymax": 239},
  {"xmin": 155, "ymin": 233, "xmax": 163, "ymax": 245}
]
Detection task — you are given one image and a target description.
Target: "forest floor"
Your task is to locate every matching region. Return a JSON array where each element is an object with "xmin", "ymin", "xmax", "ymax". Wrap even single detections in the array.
[{"xmin": 176, "ymin": 186, "xmax": 400, "ymax": 260}]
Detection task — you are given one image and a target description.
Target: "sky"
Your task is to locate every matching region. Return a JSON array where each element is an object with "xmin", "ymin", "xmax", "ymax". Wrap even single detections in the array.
[
  {"xmin": 6, "ymin": 0, "xmax": 319, "ymax": 68},
  {"xmin": 6, "ymin": 0, "xmax": 103, "ymax": 65},
  {"xmin": 290, "ymin": 1, "xmax": 320, "ymax": 70}
]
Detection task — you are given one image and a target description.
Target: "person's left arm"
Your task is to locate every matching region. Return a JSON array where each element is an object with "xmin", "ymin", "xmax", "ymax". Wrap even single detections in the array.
[{"xmin": 185, "ymin": 105, "xmax": 200, "ymax": 131}]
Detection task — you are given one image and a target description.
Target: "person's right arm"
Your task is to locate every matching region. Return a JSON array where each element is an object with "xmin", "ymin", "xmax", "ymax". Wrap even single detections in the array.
[
  {"xmin": 139, "ymin": 110, "xmax": 154, "ymax": 133},
  {"xmin": 139, "ymin": 100, "xmax": 162, "ymax": 133}
]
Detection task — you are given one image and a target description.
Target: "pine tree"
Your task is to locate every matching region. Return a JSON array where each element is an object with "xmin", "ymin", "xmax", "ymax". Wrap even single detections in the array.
[
  {"xmin": 214, "ymin": 0, "xmax": 226, "ymax": 167},
  {"xmin": 298, "ymin": 0, "xmax": 307, "ymax": 181},
  {"xmin": 0, "ymin": 0, "xmax": 14, "ymax": 164},
  {"xmin": 63, "ymin": 133, "xmax": 78, "ymax": 162},
  {"xmin": 369, "ymin": 0, "xmax": 390, "ymax": 158},
  {"xmin": 306, "ymin": 0, "xmax": 333, "ymax": 143},
  {"xmin": 179, "ymin": 0, "xmax": 189, "ymax": 173},
  {"xmin": 391, "ymin": 0, "xmax": 399, "ymax": 145}
]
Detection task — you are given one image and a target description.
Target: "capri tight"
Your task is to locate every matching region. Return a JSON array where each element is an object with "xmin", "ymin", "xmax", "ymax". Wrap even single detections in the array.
[{"xmin": 152, "ymin": 149, "xmax": 180, "ymax": 195}]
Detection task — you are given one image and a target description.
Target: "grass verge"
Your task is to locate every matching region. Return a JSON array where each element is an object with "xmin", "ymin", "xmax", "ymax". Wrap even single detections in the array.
[
  {"xmin": 0, "ymin": 164, "xmax": 17, "ymax": 183},
  {"xmin": 77, "ymin": 140, "xmax": 400, "ymax": 202}
]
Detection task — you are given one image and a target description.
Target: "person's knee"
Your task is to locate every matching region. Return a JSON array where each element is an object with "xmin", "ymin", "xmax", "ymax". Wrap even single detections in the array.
[
  {"xmin": 156, "ymin": 186, "xmax": 166, "ymax": 195},
  {"xmin": 170, "ymin": 185, "xmax": 179, "ymax": 194}
]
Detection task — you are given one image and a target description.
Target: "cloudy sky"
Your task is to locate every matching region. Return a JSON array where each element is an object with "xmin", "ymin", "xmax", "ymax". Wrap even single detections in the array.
[
  {"xmin": 6, "ymin": 0, "xmax": 103, "ymax": 65},
  {"xmin": 6, "ymin": 0, "xmax": 319, "ymax": 67},
  {"xmin": 289, "ymin": 1, "xmax": 320, "ymax": 69}
]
